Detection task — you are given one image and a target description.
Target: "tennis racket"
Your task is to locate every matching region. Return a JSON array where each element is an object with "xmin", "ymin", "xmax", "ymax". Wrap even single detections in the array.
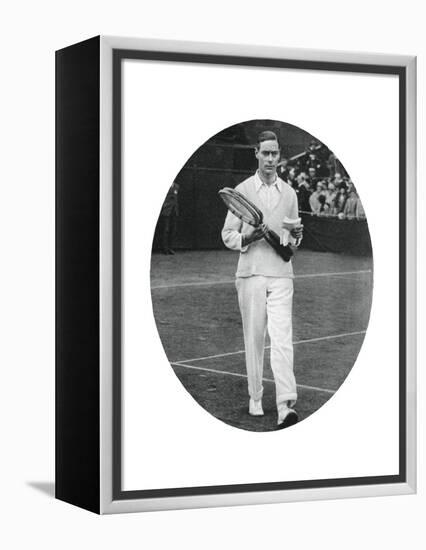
[{"xmin": 219, "ymin": 187, "xmax": 293, "ymax": 262}]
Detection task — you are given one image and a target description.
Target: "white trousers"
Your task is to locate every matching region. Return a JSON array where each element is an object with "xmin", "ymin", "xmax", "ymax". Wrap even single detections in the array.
[{"xmin": 236, "ymin": 276, "xmax": 297, "ymax": 407}]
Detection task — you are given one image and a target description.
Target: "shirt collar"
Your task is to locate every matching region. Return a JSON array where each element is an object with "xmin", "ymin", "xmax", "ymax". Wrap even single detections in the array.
[{"xmin": 254, "ymin": 170, "xmax": 282, "ymax": 192}]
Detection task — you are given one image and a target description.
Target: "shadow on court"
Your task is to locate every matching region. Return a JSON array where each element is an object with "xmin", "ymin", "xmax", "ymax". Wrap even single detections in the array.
[{"xmin": 151, "ymin": 249, "xmax": 373, "ymax": 432}]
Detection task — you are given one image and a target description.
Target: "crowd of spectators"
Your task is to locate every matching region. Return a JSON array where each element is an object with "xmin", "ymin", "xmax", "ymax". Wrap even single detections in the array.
[{"xmin": 277, "ymin": 140, "xmax": 366, "ymax": 220}]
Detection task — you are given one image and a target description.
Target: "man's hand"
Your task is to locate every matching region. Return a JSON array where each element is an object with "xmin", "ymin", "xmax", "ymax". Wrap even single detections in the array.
[
  {"xmin": 242, "ymin": 224, "xmax": 268, "ymax": 247},
  {"xmin": 290, "ymin": 224, "xmax": 304, "ymax": 240}
]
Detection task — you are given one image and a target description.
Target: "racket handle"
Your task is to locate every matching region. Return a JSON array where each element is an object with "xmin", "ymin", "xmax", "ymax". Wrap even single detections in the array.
[{"xmin": 264, "ymin": 229, "xmax": 293, "ymax": 262}]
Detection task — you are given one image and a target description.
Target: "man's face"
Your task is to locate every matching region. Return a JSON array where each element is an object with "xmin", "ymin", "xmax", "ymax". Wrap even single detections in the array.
[
  {"xmin": 255, "ymin": 139, "xmax": 280, "ymax": 176},
  {"xmin": 308, "ymin": 168, "xmax": 316, "ymax": 178}
]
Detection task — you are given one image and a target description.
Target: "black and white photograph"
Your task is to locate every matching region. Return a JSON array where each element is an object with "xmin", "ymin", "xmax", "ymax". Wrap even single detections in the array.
[{"xmin": 151, "ymin": 120, "xmax": 373, "ymax": 432}]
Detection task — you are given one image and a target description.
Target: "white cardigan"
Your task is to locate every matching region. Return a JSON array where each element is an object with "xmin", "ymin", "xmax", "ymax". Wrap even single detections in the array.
[{"xmin": 221, "ymin": 174, "xmax": 299, "ymax": 278}]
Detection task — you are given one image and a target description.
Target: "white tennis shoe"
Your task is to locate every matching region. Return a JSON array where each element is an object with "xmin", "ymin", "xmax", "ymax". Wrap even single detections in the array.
[{"xmin": 249, "ymin": 398, "xmax": 264, "ymax": 416}]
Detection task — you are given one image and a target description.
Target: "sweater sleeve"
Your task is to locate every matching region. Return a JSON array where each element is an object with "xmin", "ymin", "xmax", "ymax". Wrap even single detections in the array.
[{"xmin": 221, "ymin": 210, "xmax": 247, "ymax": 252}]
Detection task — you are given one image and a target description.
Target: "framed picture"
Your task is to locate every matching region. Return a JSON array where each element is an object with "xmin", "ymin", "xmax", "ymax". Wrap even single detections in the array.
[{"xmin": 56, "ymin": 36, "xmax": 416, "ymax": 514}]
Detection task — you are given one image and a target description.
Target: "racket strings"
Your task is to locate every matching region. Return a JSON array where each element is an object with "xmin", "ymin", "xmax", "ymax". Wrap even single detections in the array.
[
  {"xmin": 219, "ymin": 188, "xmax": 262, "ymax": 226},
  {"xmin": 224, "ymin": 197, "xmax": 259, "ymax": 225}
]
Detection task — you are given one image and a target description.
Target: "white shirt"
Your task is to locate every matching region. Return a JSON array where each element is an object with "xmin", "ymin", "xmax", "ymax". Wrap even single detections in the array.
[{"xmin": 254, "ymin": 170, "xmax": 282, "ymax": 211}]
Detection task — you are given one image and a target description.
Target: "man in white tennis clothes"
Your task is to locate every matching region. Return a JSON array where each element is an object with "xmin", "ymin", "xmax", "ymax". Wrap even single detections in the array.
[{"xmin": 222, "ymin": 131, "xmax": 303, "ymax": 429}]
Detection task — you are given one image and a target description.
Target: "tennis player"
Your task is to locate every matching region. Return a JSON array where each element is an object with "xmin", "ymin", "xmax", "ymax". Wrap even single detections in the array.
[{"xmin": 221, "ymin": 130, "xmax": 303, "ymax": 429}]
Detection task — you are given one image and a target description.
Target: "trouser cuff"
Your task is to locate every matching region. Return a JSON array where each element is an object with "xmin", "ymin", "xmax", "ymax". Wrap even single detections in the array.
[
  {"xmin": 249, "ymin": 387, "xmax": 264, "ymax": 401},
  {"xmin": 276, "ymin": 393, "xmax": 297, "ymax": 407}
]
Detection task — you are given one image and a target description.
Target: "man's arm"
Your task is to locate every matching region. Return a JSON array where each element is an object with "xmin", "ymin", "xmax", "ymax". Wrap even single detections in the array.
[
  {"xmin": 222, "ymin": 210, "xmax": 266, "ymax": 251},
  {"xmin": 221, "ymin": 210, "xmax": 245, "ymax": 251}
]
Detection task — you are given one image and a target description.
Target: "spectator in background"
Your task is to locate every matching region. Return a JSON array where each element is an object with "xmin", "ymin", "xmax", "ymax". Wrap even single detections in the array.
[
  {"xmin": 159, "ymin": 181, "xmax": 180, "ymax": 254},
  {"xmin": 296, "ymin": 171, "xmax": 308, "ymax": 186},
  {"xmin": 356, "ymin": 197, "xmax": 366, "ymax": 219},
  {"xmin": 333, "ymin": 186, "xmax": 347, "ymax": 217},
  {"xmin": 326, "ymin": 152, "xmax": 338, "ymax": 178},
  {"xmin": 305, "ymin": 153, "xmax": 324, "ymax": 176},
  {"xmin": 278, "ymin": 157, "xmax": 289, "ymax": 182},
  {"xmin": 303, "ymin": 140, "xmax": 329, "ymax": 175},
  {"xmin": 296, "ymin": 172, "xmax": 311, "ymax": 212},
  {"xmin": 306, "ymin": 167, "xmax": 319, "ymax": 189},
  {"xmin": 326, "ymin": 153, "xmax": 348, "ymax": 179},
  {"xmin": 317, "ymin": 194, "xmax": 330, "ymax": 216},
  {"xmin": 342, "ymin": 182, "xmax": 358, "ymax": 219},
  {"xmin": 309, "ymin": 181, "xmax": 326, "ymax": 214},
  {"xmin": 306, "ymin": 139, "xmax": 321, "ymax": 158},
  {"xmin": 308, "ymin": 139, "xmax": 318, "ymax": 152},
  {"xmin": 325, "ymin": 181, "xmax": 337, "ymax": 210},
  {"xmin": 333, "ymin": 172, "xmax": 345, "ymax": 189},
  {"xmin": 286, "ymin": 166, "xmax": 298, "ymax": 189}
]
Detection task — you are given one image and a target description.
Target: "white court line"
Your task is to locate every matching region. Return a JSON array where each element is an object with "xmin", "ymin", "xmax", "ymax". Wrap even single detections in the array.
[
  {"xmin": 151, "ymin": 269, "xmax": 372, "ymax": 289},
  {"xmin": 327, "ymin": 275, "xmax": 370, "ymax": 281},
  {"xmin": 297, "ymin": 269, "xmax": 372, "ymax": 280},
  {"xmin": 172, "ymin": 330, "xmax": 366, "ymax": 365},
  {"xmin": 171, "ymin": 362, "xmax": 335, "ymax": 395}
]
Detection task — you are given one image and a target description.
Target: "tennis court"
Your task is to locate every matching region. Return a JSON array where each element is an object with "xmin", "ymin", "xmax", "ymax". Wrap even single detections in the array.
[{"xmin": 150, "ymin": 249, "xmax": 373, "ymax": 431}]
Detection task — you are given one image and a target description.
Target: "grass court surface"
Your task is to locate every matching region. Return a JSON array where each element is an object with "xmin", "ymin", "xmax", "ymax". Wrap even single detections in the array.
[{"xmin": 150, "ymin": 249, "xmax": 373, "ymax": 432}]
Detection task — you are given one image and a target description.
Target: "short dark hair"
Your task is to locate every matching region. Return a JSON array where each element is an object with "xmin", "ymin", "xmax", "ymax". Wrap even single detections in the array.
[{"xmin": 256, "ymin": 130, "xmax": 280, "ymax": 149}]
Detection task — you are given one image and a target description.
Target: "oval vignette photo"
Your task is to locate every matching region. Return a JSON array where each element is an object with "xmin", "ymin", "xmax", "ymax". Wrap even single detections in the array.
[{"xmin": 150, "ymin": 120, "xmax": 373, "ymax": 432}]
